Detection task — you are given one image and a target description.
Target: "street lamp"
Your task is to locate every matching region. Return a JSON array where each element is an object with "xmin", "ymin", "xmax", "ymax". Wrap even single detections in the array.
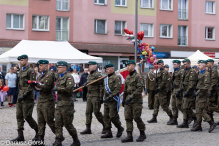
[{"xmin": 134, "ymin": 0, "xmax": 138, "ymax": 63}]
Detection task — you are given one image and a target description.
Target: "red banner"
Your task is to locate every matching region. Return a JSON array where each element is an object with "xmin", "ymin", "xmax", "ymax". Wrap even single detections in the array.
[{"xmin": 204, "ymin": 52, "xmax": 215, "ymax": 58}]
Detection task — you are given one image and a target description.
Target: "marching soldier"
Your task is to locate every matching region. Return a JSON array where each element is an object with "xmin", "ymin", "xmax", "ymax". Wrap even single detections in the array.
[
  {"xmin": 170, "ymin": 60, "xmax": 184, "ymax": 125},
  {"xmin": 164, "ymin": 64, "xmax": 172, "ymax": 106},
  {"xmin": 101, "ymin": 63, "xmax": 124, "ymax": 138},
  {"xmin": 177, "ymin": 59, "xmax": 197, "ymax": 128},
  {"xmin": 147, "ymin": 60, "xmax": 173, "ymax": 125},
  {"xmin": 206, "ymin": 59, "xmax": 219, "ymax": 122},
  {"xmin": 121, "ymin": 60, "xmax": 146, "ymax": 143},
  {"xmin": 11, "ymin": 55, "xmax": 38, "ymax": 142},
  {"xmin": 52, "ymin": 61, "xmax": 80, "ymax": 146},
  {"xmin": 191, "ymin": 60, "xmax": 217, "ymax": 132},
  {"xmin": 146, "ymin": 66, "xmax": 156, "ymax": 110},
  {"xmin": 80, "ymin": 61, "xmax": 105, "ymax": 134}
]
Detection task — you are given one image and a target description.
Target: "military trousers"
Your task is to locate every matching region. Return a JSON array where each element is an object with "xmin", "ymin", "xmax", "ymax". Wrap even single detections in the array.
[
  {"xmin": 196, "ymin": 92, "xmax": 211, "ymax": 123},
  {"xmin": 124, "ymin": 103, "xmax": 145, "ymax": 132},
  {"xmin": 171, "ymin": 89, "xmax": 183, "ymax": 118},
  {"xmin": 16, "ymin": 100, "xmax": 38, "ymax": 131},
  {"xmin": 103, "ymin": 100, "xmax": 121, "ymax": 129},
  {"xmin": 37, "ymin": 100, "xmax": 56, "ymax": 136},
  {"xmin": 55, "ymin": 105, "xmax": 78, "ymax": 139},
  {"xmin": 85, "ymin": 97, "xmax": 104, "ymax": 125},
  {"xmin": 207, "ymin": 90, "xmax": 219, "ymax": 113},
  {"xmin": 182, "ymin": 90, "xmax": 196, "ymax": 120},
  {"xmin": 153, "ymin": 91, "xmax": 172, "ymax": 117},
  {"xmin": 167, "ymin": 90, "xmax": 171, "ymax": 106},
  {"xmin": 148, "ymin": 90, "xmax": 155, "ymax": 109}
]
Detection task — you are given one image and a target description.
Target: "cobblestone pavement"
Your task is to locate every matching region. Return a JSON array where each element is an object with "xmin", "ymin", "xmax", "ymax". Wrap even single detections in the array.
[{"xmin": 1, "ymin": 96, "xmax": 219, "ymax": 146}]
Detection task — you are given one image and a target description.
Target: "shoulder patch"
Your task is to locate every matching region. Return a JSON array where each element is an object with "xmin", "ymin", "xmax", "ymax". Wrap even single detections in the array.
[
  {"xmin": 46, "ymin": 75, "xmax": 49, "ymax": 78},
  {"xmin": 140, "ymin": 77, "xmax": 142, "ymax": 79},
  {"xmin": 205, "ymin": 75, "xmax": 208, "ymax": 77},
  {"xmin": 32, "ymin": 72, "xmax": 34, "ymax": 74},
  {"xmin": 191, "ymin": 72, "xmax": 193, "ymax": 74},
  {"xmin": 117, "ymin": 78, "xmax": 120, "ymax": 80},
  {"xmin": 68, "ymin": 78, "xmax": 71, "ymax": 80}
]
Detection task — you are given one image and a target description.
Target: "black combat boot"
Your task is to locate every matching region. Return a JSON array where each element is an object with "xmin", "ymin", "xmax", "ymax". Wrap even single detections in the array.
[
  {"xmin": 116, "ymin": 126, "xmax": 124, "ymax": 138},
  {"xmin": 147, "ymin": 115, "xmax": 157, "ymax": 123},
  {"xmin": 167, "ymin": 115, "xmax": 174, "ymax": 125},
  {"xmin": 191, "ymin": 122, "xmax": 202, "ymax": 132},
  {"xmin": 177, "ymin": 120, "xmax": 189, "ymax": 128},
  {"xmin": 101, "ymin": 129, "xmax": 113, "ymax": 138},
  {"xmin": 208, "ymin": 120, "xmax": 217, "ymax": 133},
  {"xmin": 31, "ymin": 135, "xmax": 45, "ymax": 146},
  {"xmin": 192, "ymin": 117, "xmax": 197, "ymax": 128},
  {"xmin": 170, "ymin": 117, "xmax": 178, "ymax": 125},
  {"xmin": 209, "ymin": 113, "xmax": 214, "ymax": 122},
  {"xmin": 53, "ymin": 138, "xmax": 62, "ymax": 146},
  {"xmin": 80, "ymin": 124, "xmax": 92, "ymax": 134},
  {"xmin": 11, "ymin": 130, "xmax": 25, "ymax": 142},
  {"xmin": 121, "ymin": 132, "xmax": 133, "ymax": 143},
  {"xmin": 32, "ymin": 128, "xmax": 38, "ymax": 141},
  {"xmin": 188, "ymin": 117, "xmax": 193, "ymax": 125},
  {"xmin": 70, "ymin": 134, "xmax": 81, "ymax": 146},
  {"xmin": 136, "ymin": 130, "xmax": 146, "ymax": 142}
]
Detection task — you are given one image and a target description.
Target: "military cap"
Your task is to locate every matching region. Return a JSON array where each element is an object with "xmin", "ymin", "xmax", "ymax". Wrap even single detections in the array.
[
  {"xmin": 88, "ymin": 61, "xmax": 97, "ymax": 65},
  {"xmin": 206, "ymin": 59, "xmax": 214, "ymax": 63},
  {"xmin": 18, "ymin": 54, "xmax": 28, "ymax": 60},
  {"xmin": 164, "ymin": 64, "xmax": 169, "ymax": 68},
  {"xmin": 198, "ymin": 60, "xmax": 207, "ymax": 64},
  {"xmin": 104, "ymin": 63, "xmax": 114, "ymax": 69},
  {"xmin": 172, "ymin": 60, "xmax": 181, "ymax": 64},
  {"xmin": 56, "ymin": 61, "xmax": 68, "ymax": 66},
  {"xmin": 149, "ymin": 66, "xmax": 155, "ymax": 69},
  {"xmin": 37, "ymin": 60, "xmax": 49, "ymax": 64},
  {"xmin": 125, "ymin": 60, "xmax": 136, "ymax": 65},
  {"xmin": 157, "ymin": 60, "xmax": 164, "ymax": 64},
  {"xmin": 182, "ymin": 59, "xmax": 190, "ymax": 63},
  {"xmin": 17, "ymin": 56, "xmax": 20, "ymax": 60}
]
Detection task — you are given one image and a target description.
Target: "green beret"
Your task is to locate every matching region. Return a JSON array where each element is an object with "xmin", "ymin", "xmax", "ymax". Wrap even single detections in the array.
[
  {"xmin": 56, "ymin": 61, "xmax": 68, "ymax": 66},
  {"xmin": 206, "ymin": 59, "xmax": 214, "ymax": 63},
  {"xmin": 149, "ymin": 66, "xmax": 154, "ymax": 69},
  {"xmin": 125, "ymin": 60, "xmax": 135, "ymax": 65},
  {"xmin": 157, "ymin": 60, "xmax": 164, "ymax": 64},
  {"xmin": 198, "ymin": 60, "xmax": 207, "ymax": 64},
  {"xmin": 104, "ymin": 63, "xmax": 114, "ymax": 69},
  {"xmin": 172, "ymin": 60, "xmax": 181, "ymax": 64},
  {"xmin": 88, "ymin": 61, "xmax": 97, "ymax": 65},
  {"xmin": 18, "ymin": 54, "xmax": 28, "ymax": 60},
  {"xmin": 37, "ymin": 60, "xmax": 49, "ymax": 65},
  {"xmin": 164, "ymin": 64, "xmax": 169, "ymax": 68},
  {"xmin": 182, "ymin": 59, "xmax": 190, "ymax": 63}
]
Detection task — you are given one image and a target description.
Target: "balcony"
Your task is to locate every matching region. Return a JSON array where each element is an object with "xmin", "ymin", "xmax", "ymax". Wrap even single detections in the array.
[
  {"xmin": 178, "ymin": 36, "xmax": 187, "ymax": 46},
  {"xmin": 178, "ymin": 9, "xmax": 188, "ymax": 20}
]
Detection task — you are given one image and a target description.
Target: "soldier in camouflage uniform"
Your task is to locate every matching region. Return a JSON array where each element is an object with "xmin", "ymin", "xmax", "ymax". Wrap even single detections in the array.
[
  {"xmin": 11, "ymin": 55, "xmax": 38, "ymax": 142},
  {"xmin": 147, "ymin": 60, "xmax": 173, "ymax": 125},
  {"xmin": 121, "ymin": 60, "xmax": 146, "ymax": 143},
  {"xmin": 164, "ymin": 64, "xmax": 172, "ymax": 106},
  {"xmin": 52, "ymin": 61, "xmax": 80, "ymax": 146},
  {"xmin": 170, "ymin": 60, "xmax": 184, "ymax": 125},
  {"xmin": 191, "ymin": 60, "xmax": 217, "ymax": 132},
  {"xmin": 80, "ymin": 61, "xmax": 105, "ymax": 134},
  {"xmin": 146, "ymin": 66, "xmax": 156, "ymax": 110},
  {"xmin": 100, "ymin": 63, "xmax": 124, "ymax": 138}
]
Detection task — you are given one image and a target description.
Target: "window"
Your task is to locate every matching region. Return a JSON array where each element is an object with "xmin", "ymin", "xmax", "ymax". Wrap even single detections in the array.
[
  {"xmin": 95, "ymin": 20, "xmax": 107, "ymax": 34},
  {"xmin": 178, "ymin": 26, "xmax": 187, "ymax": 46},
  {"xmin": 178, "ymin": 0, "xmax": 188, "ymax": 20},
  {"xmin": 205, "ymin": 27, "xmax": 215, "ymax": 40},
  {"xmin": 160, "ymin": 0, "xmax": 173, "ymax": 10},
  {"xmin": 160, "ymin": 24, "xmax": 173, "ymax": 38},
  {"xmin": 32, "ymin": 15, "xmax": 49, "ymax": 31},
  {"xmin": 115, "ymin": 0, "xmax": 127, "ymax": 6},
  {"xmin": 140, "ymin": 23, "xmax": 154, "ymax": 37},
  {"xmin": 205, "ymin": 1, "xmax": 215, "ymax": 14},
  {"xmin": 6, "ymin": 14, "xmax": 24, "ymax": 30},
  {"xmin": 56, "ymin": 0, "xmax": 69, "ymax": 11},
  {"xmin": 56, "ymin": 17, "xmax": 69, "ymax": 41},
  {"xmin": 140, "ymin": 0, "xmax": 154, "ymax": 8},
  {"xmin": 94, "ymin": 0, "xmax": 107, "ymax": 5},
  {"xmin": 115, "ymin": 21, "xmax": 126, "ymax": 35}
]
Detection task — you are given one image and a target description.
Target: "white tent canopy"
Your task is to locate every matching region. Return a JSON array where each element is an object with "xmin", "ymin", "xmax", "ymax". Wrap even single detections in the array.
[
  {"xmin": 187, "ymin": 50, "xmax": 219, "ymax": 65},
  {"xmin": 0, "ymin": 40, "xmax": 102, "ymax": 63}
]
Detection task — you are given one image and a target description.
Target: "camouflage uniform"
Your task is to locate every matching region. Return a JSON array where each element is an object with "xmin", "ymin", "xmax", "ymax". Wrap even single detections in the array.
[
  {"xmin": 36, "ymin": 70, "xmax": 56, "ymax": 136},
  {"xmin": 123, "ymin": 70, "xmax": 145, "ymax": 132},
  {"xmin": 146, "ymin": 72, "xmax": 156, "ymax": 109},
  {"xmin": 16, "ymin": 66, "xmax": 38, "ymax": 132},
  {"xmin": 166, "ymin": 72, "xmax": 172, "ymax": 106},
  {"xmin": 55, "ymin": 73, "xmax": 78, "ymax": 139}
]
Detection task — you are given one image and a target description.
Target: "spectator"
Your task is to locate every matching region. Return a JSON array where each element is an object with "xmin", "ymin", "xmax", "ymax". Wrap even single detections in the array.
[
  {"xmin": 98, "ymin": 65, "xmax": 102, "ymax": 72},
  {"xmin": 79, "ymin": 64, "xmax": 84, "ymax": 73},
  {"xmin": 5, "ymin": 67, "xmax": 17, "ymax": 107},
  {"xmin": 0, "ymin": 67, "xmax": 5, "ymax": 85},
  {"xmin": 12, "ymin": 67, "xmax": 19, "ymax": 104},
  {"xmin": 79, "ymin": 68, "xmax": 89, "ymax": 102},
  {"xmin": 49, "ymin": 63, "xmax": 57, "ymax": 72},
  {"xmin": 34, "ymin": 67, "xmax": 40, "ymax": 103},
  {"xmin": 73, "ymin": 64, "xmax": 80, "ymax": 73},
  {"xmin": 71, "ymin": 69, "xmax": 80, "ymax": 102},
  {"xmin": 68, "ymin": 64, "xmax": 74, "ymax": 72},
  {"xmin": 15, "ymin": 64, "xmax": 20, "ymax": 71},
  {"xmin": 0, "ymin": 79, "xmax": 6, "ymax": 109}
]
